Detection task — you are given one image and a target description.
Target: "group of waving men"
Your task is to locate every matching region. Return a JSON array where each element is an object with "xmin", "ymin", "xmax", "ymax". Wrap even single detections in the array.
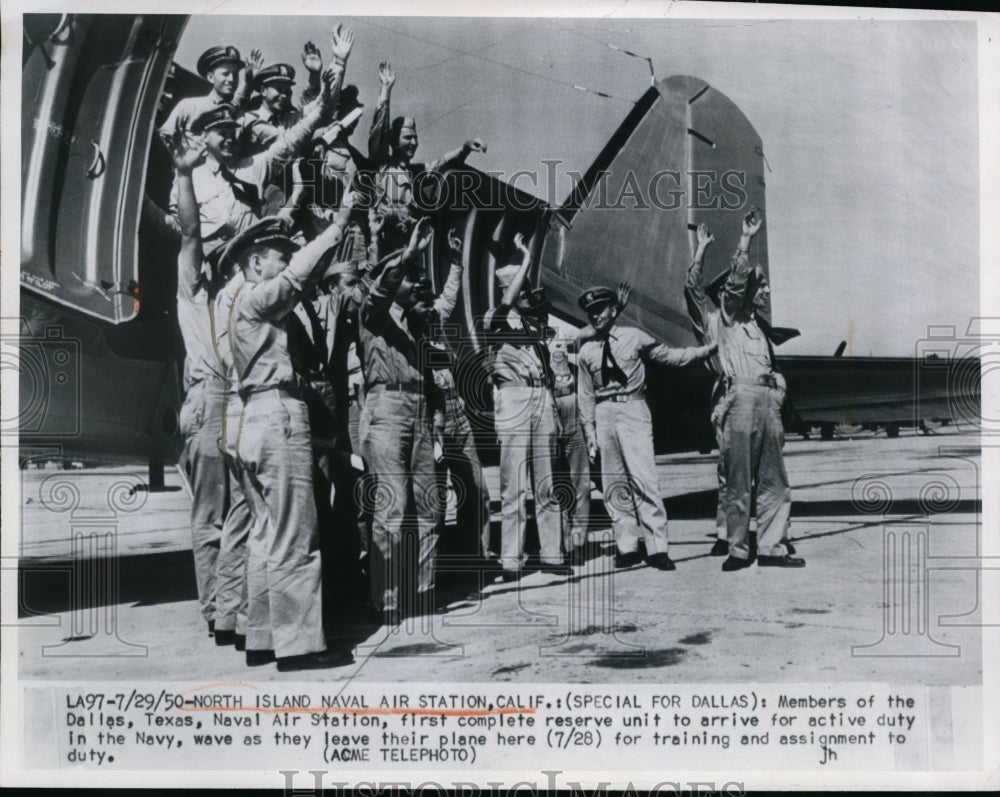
[{"xmin": 153, "ymin": 26, "xmax": 802, "ymax": 673}]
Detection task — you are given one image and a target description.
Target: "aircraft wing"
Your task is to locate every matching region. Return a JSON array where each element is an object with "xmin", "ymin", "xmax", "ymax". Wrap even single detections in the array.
[{"xmin": 779, "ymin": 354, "xmax": 981, "ymax": 430}]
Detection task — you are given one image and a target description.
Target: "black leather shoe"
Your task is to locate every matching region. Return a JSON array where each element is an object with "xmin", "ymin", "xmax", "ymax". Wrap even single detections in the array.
[
  {"xmin": 207, "ymin": 619, "xmax": 215, "ymax": 637},
  {"xmin": 710, "ymin": 539, "xmax": 729, "ymax": 557},
  {"xmin": 722, "ymin": 556, "xmax": 751, "ymax": 572},
  {"xmin": 234, "ymin": 634, "xmax": 246, "ymax": 651},
  {"xmin": 214, "ymin": 629, "xmax": 236, "ymax": 647},
  {"xmin": 499, "ymin": 570, "xmax": 521, "ymax": 583},
  {"xmin": 784, "ymin": 541, "xmax": 797, "ymax": 555},
  {"xmin": 537, "ymin": 560, "xmax": 570, "ymax": 575},
  {"xmin": 645, "ymin": 552, "xmax": 676, "ymax": 571},
  {"xmin": 614, "ymin": 550, "xmax": 643, "ymax": 569},
  {"xmin": 758, "ymin": 555, "xmax": 806, "ymax": 568},
  {"xmin": 276, "ymin": 649, "xmax": 354, "ymax": 672},
  {"xmin": 246, "ymin": 649, "xmax": 276, "ymax": 667}
]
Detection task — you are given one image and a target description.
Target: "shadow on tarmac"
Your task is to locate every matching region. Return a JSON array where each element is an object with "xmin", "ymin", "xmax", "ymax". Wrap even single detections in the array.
[{"xmin": 16, "ymin": 483, "xmax": 979, "ymax": 626}]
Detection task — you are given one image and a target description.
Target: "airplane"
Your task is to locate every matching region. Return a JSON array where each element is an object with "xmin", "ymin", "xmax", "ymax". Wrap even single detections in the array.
[{"xmin": 15, "ymin": 12, "xmax": 980, "ymax": 480}]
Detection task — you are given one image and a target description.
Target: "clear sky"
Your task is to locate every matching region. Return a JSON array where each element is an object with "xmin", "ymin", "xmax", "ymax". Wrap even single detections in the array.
[{"xmin": 174, "ymin": 11, "xmax": 981, "ymax": 357}]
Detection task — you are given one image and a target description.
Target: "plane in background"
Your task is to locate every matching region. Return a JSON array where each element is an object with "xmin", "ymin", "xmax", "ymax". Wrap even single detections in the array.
[{"xmin": 15, "ymin": 13, "xmax": 980, "ymax": 480}]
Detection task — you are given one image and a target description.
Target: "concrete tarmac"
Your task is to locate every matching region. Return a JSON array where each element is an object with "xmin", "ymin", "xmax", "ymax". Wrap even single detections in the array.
[{"xmin": 14, "ymin": 428, "xmax": 984, "ymax": 685}]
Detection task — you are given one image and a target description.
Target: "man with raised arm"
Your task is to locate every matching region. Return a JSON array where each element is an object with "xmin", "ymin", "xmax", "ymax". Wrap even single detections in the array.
[
  {"xmin": 212, "ymin": 203, "xmax": 357, "ymax": 672},
  {"xmin": 167, "ymin": 60, "xmax": 345, "ymax": 260},
  {"xmin": 685, "ymin": 223, "xmax": 732, "ymax": 558},
  {"xmin": 483, "ymin": 234, "xmax": 563, "ymax": 580},
  {"xmin": 159, "ymin": 45, "xmax": 261, "ymax": 139},
  {"xmin": 169, "ymin": 128, "xmax": 232, "ymax": 642},
  {"xmin": 576, "ymin": 287, "xmax": 715, "ymax": 572},
  {"xmin": 366, "ymin": 61, "xmax": 486, "ymax": 254},
  {"xmin": 685, "ymin": 210, "xmax": 803, "ymax": 571},
  {"xmin": 357, "ymin": 218, "xmax": 450, "ymax": 624},
  {"xmin": 240, "ymin": 27, "xmax": 356, "ymax": 158}
]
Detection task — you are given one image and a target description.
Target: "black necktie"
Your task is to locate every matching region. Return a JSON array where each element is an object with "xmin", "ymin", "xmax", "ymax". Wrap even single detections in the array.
[
  {"xmin": 756, "ymin": 316, "xmax": 780, "ymax": 373},
  {"xmin": 219, "ymin": 164, "xmax": 261, "ymax": 216},
  {"xmin": 601, "ymin": 335, "xmax": 628, "ymax": 387},
  {"xmin": 302, "ymin": 299, "xmax": 330, "ymax": 372}
]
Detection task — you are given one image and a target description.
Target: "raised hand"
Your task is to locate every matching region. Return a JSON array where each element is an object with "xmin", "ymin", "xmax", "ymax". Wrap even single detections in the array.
[
  {"xmin": 378, "ymin": 61, "xmax": 396, "ymax": 89},
  {"xmin": 331, "ymin": 24, "xmax": 355, "ymax": 63},
  {"xmin": 616, "ymin": 281, "xmax": 632, "ymax": 311},
  {"xmin": 742, "ymin": 208, "xmax": 763, "ymax": 237},
  {"xmin": 246, "ymin": 48, "xmax": 264, "ymax": 79},
  {"xmin": 513, "ymin": 232, "xmax": 530, "ymax": 255},
  {"xmin": 697, "ymin": 222, "xmax": 715, "ymax": 247},
  {"xmin": 447, "ymin": 227, "xmax": 462, "ymax": 257},
  {"xmin": 415, "ymin": 218, "xmax": 435, "ymax": 253},
  {"xmin": 168, "ymin": 125, "xmax": 206, "ymax": 173},
  {"xmin": 404, "ymin": 217, "xmax": 432, "ymax": 259},
  {"xmin": 301, "ymin": 41, "xmax": 323, "ymax": 73}
]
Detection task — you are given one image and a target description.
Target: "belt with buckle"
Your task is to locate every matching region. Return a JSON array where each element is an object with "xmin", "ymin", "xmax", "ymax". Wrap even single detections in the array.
[
  {"xmin": 238, "ymin": 382, "xmax": 301, "ymax": 402},
  {"xmin": 596, "ymin": 391, "xmax": 644, "ymax": 404},
  {"xmin": 553, "ymin": 386, "xmax": 574, "ymax": 398},
  {"xmin": 728, "ymin": 375, "xmax": 778, "ymax": 389},
  {"xmin": 497, "ymin": 377, "xmax": 547, "ymax": 389}
]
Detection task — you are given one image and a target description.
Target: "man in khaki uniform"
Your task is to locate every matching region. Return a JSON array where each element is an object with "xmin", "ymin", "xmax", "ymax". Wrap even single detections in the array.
[
  {"xmin": 367, "ymin": 61, "xmax": 485, "ymax": 255},
  {"xmin": 167, "ymin": 59, "xmax": 342, "ymax": 255},
  {"xmin": 576, "ymin": 287, "xmax": 715, "ymax": 571},
  {"xmin": 684, "ymin": 211, "xmax": 804, "ymax": 571},
  {"xmin": 168, "ymin": 128, "xmax": 229, "ymax": 639},
  {"xmin": 159, "ymin": 45, "xmax": 260, "ymax": 139},
  {"xmin": 356, "ymin": 218, "xmax": 443, "ymax": 624},
  {"xmin": 214, "ymin": 212, "xmax": 355, "ymax": 671},
  {"xmin": 483, "ymin": 234, "xmax": 563, "ymax": 579}
]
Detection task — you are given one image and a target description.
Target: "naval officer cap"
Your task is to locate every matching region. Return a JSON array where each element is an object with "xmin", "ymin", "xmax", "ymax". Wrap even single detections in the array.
[
  {"xmin": 190, "ymin": 104, "xmax": 240, "ymax": 134},
  {"xmin": 220, "ymin": 217, "xmax": 301, "ymax": 271},
  {"xmin": 253, "ymin": 63, "xmax": 296, "ymax": 91},
  {"xmin": 196, "ymin": 45, "xmax": 245, "ymax": 78},
  {"xmin": 578, "ymin": 286, "xmax": 617, "ymax": 313}
]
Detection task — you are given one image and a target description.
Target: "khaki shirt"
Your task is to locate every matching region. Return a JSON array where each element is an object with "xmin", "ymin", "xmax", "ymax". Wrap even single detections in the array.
[
  {"xmin": 684, "ymin": 256, "xmax": 773, "ymax": 381},
  {"xmin": 169, "ymin": 101, "xmax": 325, "ymax": 253},
  {"xmin": 239, "ymin": 103, "xmax": 303, "ymax": 148},
  {"xmin": 214, "ymin": 236, "xmax": 329, "ymax": 395},
  {"xmin": 577, "ymin": 325, "xmax": 710, "ymax": 434},
  {"xmin": 159, "ymin": 90, "xmax": 227, "ymax": 138},
  {"xmin": 483, "ymin": 305, "xmax": 549, "ymax": 386},
  {"xmin": 176, "ymin": 248, "xmax": 226, "ymax": 388},
  {"xmin": 358, "ymin": 271, "xmax": 426, "ymax": 389}
]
